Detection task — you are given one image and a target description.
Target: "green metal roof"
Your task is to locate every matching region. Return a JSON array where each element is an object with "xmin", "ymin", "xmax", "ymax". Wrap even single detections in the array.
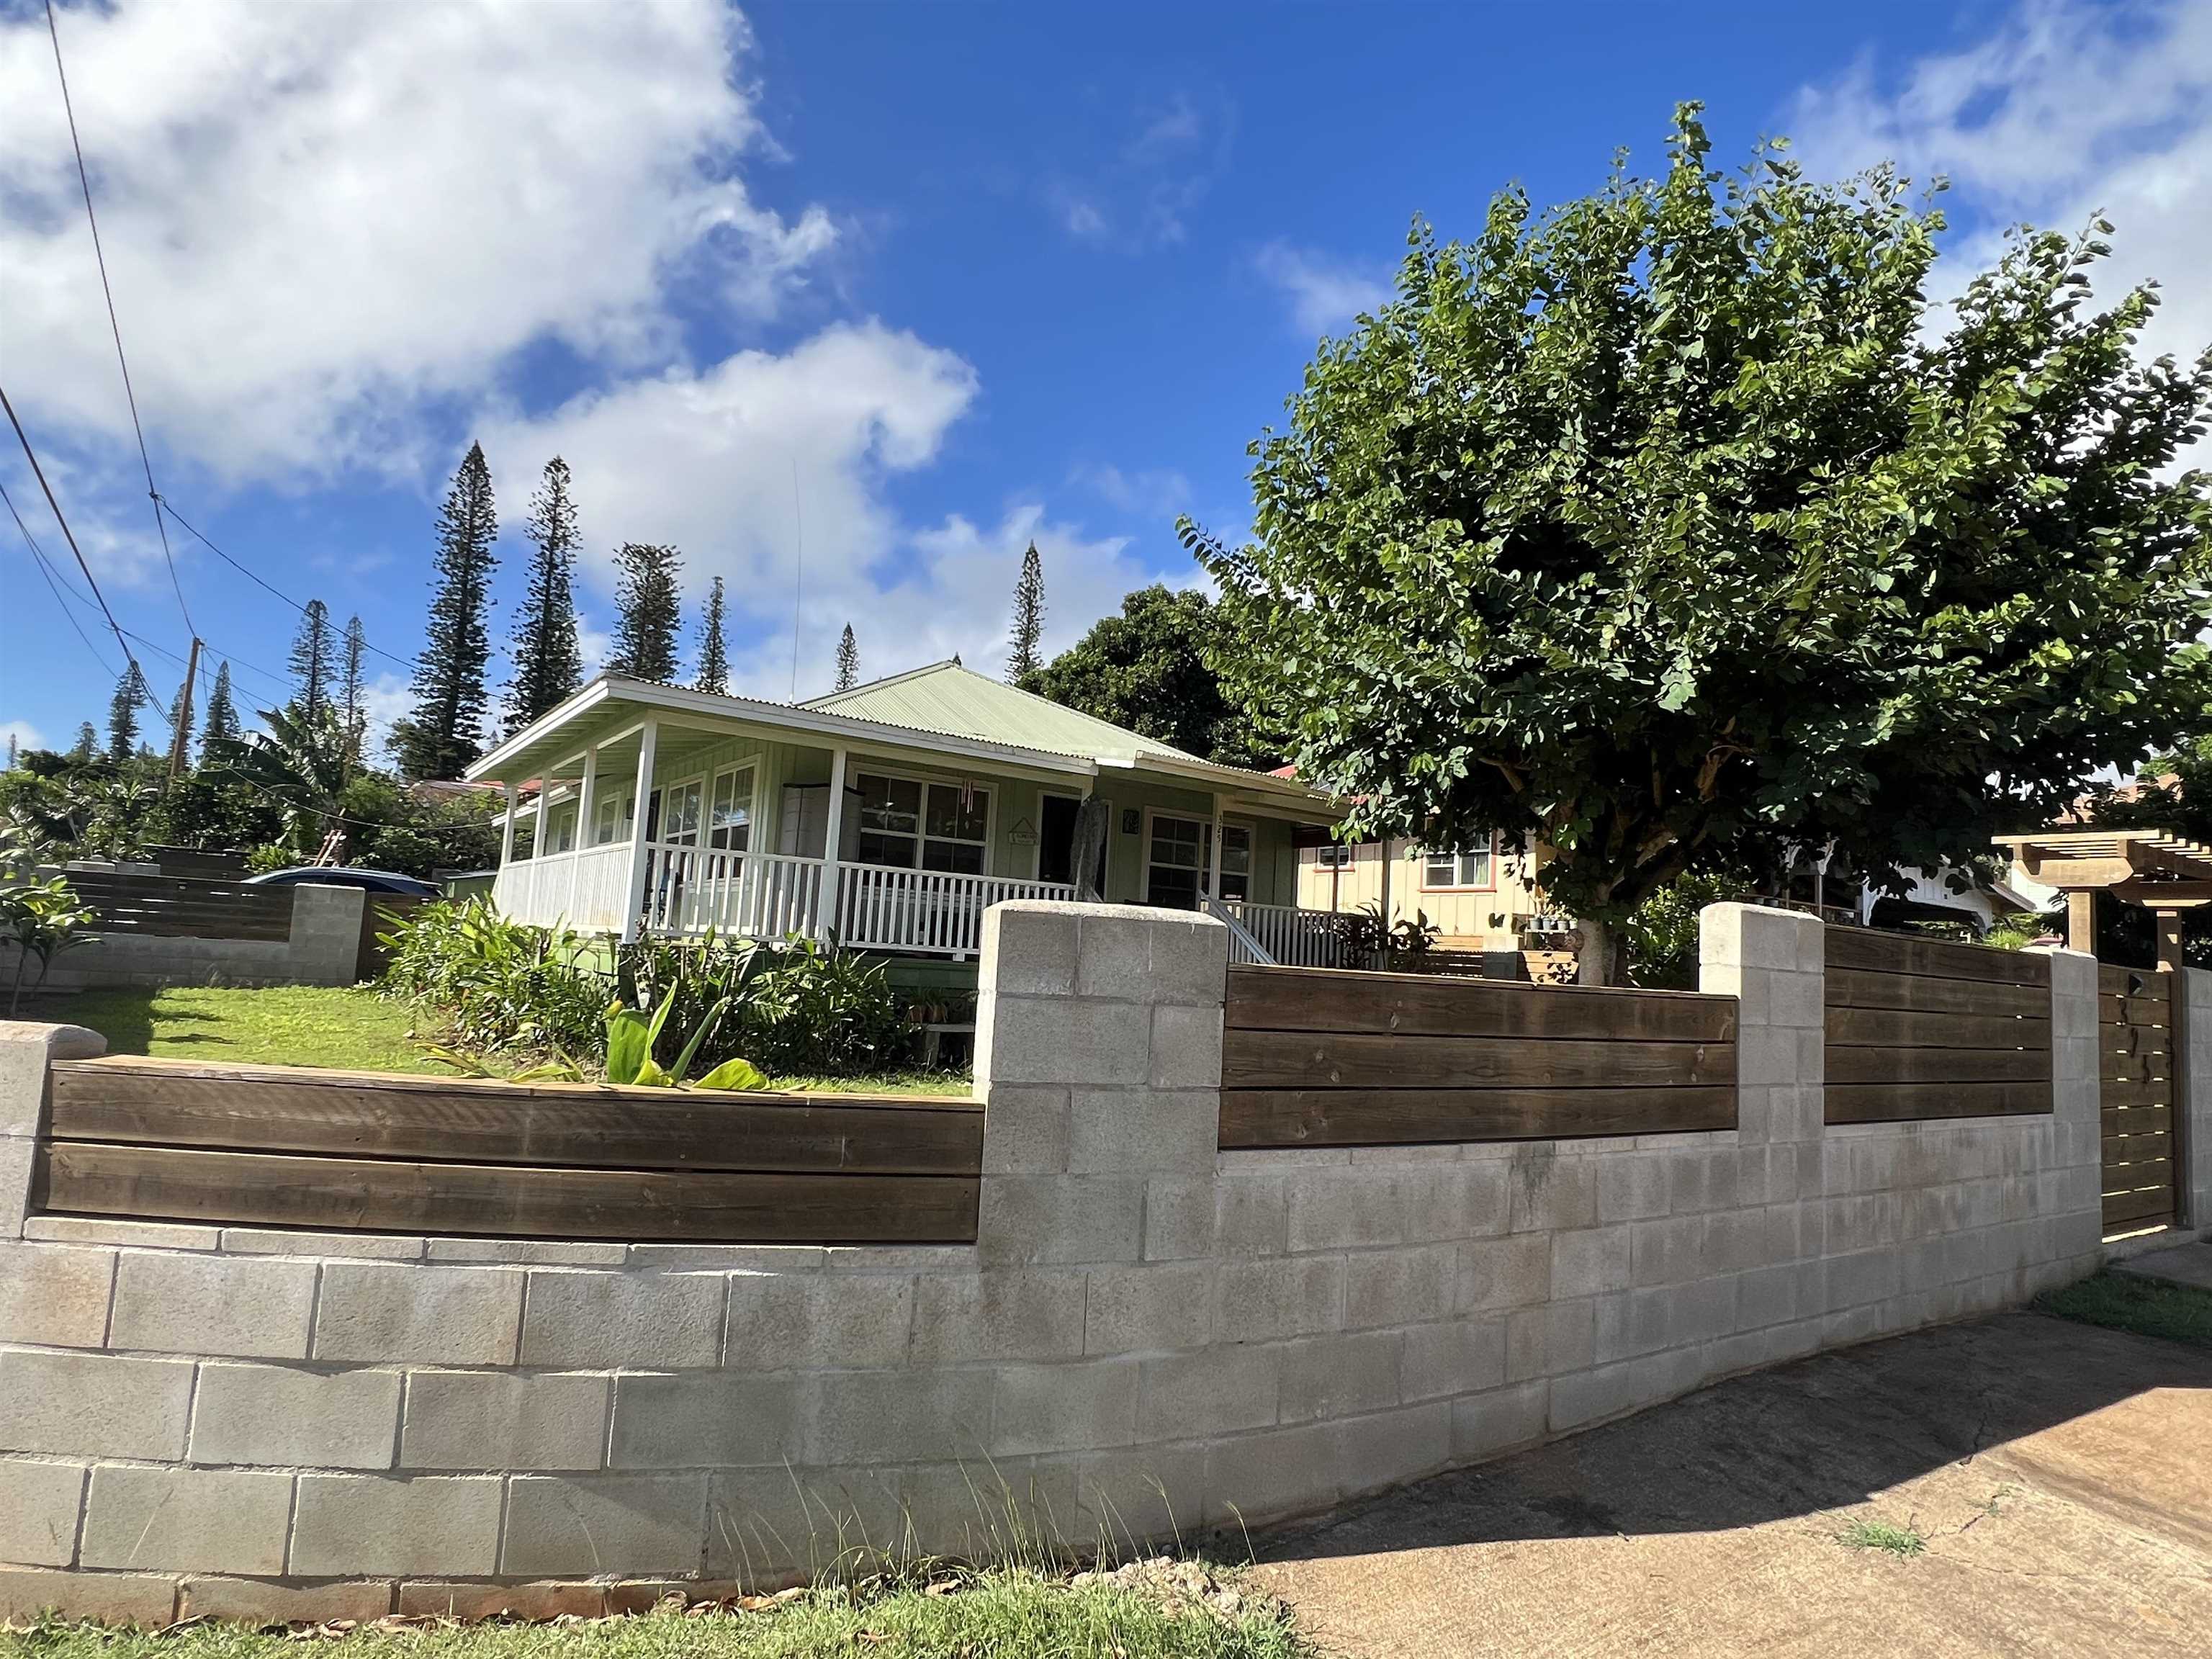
[{"xmin": 804, "ymin": 660, "xmax": 1210, "ymax": 769}]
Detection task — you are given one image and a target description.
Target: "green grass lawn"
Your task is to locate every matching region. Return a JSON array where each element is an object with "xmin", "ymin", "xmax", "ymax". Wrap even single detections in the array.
[
  {"xmin": 22, "ymin": 984, "xmax": 972, "ymax": 1095},
  {"xmin": 24, "ymin": 984, "xmax": 439, "ymax": 1074},
  {"xmin": 2, "ymin": 1570, "xmax": 1307, "ymax": 1659},
  {"xmin": 2034, "ymin": 1269, "xmax": 2212, "ymax": 1348}
]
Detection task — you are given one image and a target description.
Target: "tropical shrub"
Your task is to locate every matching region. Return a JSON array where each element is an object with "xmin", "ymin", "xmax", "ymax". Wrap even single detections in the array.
[
  {"xmin": 0, "ymin": 829, "xmax": 99, "ymax": 1015},
  {"xmin": 727, "ymin": 934, "xmax": 913, "ymax": 1076},
  {"xmin": 379, "ymin": 896, "xmax": 608, "ymax": 1058}
]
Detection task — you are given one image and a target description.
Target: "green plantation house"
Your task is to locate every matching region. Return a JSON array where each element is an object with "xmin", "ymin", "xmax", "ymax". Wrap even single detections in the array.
[{"xmin": 469, "ymin": 661, "xmax": 1350, "ymax": 970}]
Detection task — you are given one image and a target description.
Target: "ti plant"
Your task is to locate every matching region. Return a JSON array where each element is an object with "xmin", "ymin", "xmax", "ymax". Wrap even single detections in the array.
[
  {"xmin": 1, "ymin": 830, "xmax": 99, "ymax": 1015},
  {"xmin": 603, "ymin": 989, "xmax": 768, "ymax": 1091}
]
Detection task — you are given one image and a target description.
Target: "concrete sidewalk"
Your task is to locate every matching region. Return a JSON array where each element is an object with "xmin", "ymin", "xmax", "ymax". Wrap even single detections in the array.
[{"xmin": 1259, "ymin": 1312, "xmax": 2212, "ymax": 1658}]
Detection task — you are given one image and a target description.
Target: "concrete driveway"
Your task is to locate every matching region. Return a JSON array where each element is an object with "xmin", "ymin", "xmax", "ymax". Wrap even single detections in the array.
[{"xmin": 1259, "ymin": 1310, "xmax": 2212, "ymax": 1658}]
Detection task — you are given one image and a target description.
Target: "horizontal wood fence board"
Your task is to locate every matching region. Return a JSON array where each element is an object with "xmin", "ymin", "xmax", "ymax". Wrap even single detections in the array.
[
  {"xmin": 1824, "ymin": 927, "xmax": 2051, "ymax": 986},
  {"xmin": 1825, "ymin": 1006, "xmax": 2051, "ymax": 1051},
  {"xmin": 1218, "ymin": 1085, "xmax": 1737, "ymax": 1148},
  {"xmin": 2100, "ymin": 1025, "xmax": 2172, "ymax": 1061},
  {"xmin": 1221, "ymin": 1028, "xmax": 1734, "ymax": 1092},
  {"xmin": 1823, "ymin": 968, "xmax": 2050, "ymax": 1020},
  {"xmin": 2098, "ymin": 998, "xmax": 2173, "ymax": 1029},
  {"xmin": 2101, "ymin": 1128, "xmax": 2171, "ymax": 1164},
  {"xmin": 2100, "ymin": 1081, "xmax": 2173, "ymax": 1114},
  {"xmin": 1824, "ymin": 1079, "xmax": 2055, "ymax": 1123},
  {"xmin": 1825, "ymin": 1046, "xmax": 2051, "ymax": 1087},
  {"xmin": 1223, "ymin": 965, "xmax": 1736, "ymax": 1043},
  {"xmin": 2098, "ymin": 966, "xmax": 2172, "ymax": 998},
  {"xmin": 34, "ymin": 1143, "xmax": 979, "ymax": 1243},
  {"xmin": 2104, "ymin": 1178, "xmax": 2179, "ymax": 1230},
  {"xmin": 46, "ymin": 1060, "xmax": 981, "ymax": 1176}
]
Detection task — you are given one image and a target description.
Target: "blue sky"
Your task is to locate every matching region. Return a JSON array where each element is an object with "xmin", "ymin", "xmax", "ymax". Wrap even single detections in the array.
[{"xmin": 2, "ymin": 0, "xmax": 2206, "ymax": 766}]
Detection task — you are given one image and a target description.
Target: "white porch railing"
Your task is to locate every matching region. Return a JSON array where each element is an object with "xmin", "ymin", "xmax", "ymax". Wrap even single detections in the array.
[
  {"xmin": 490, "ymin": 845, "xmax": 634, "ymax": 934},
  {"xmin": 642, "ymin": 845, "xmax": 824, "ymax": 940},
  {"xmin": 838, "ymin": 866, "xmax": 1076, "ymax": 958},
  {"xmin": 1221, "ymin": 899, "xmax": 1348, "ymax": 968}
]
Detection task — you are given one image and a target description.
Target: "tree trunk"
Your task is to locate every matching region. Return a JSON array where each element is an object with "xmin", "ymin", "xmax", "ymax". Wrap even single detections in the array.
[{"xmin": 1576, "ymin": 917, "xmax": 1620, "ymax": 986}]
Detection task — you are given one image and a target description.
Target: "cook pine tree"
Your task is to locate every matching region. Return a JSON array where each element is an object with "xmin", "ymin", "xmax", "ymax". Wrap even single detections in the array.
[
  {"xmin": 107, "ymin": 663, "xmax": 147, "ymax": 762},
  {"xmin": 288, "ymin": 599, "xmax": 335, "ymax": 723},
  {"xmin": 339, "ymin": 616, "xmax": 369, "ymax": 768},
  {"xmin": 1007, "ymin": 541, "xmax": 1046, "ymax": 683},
  {"xmin": 607, "ymin": 542, "xmax": 683, "ymax": 682},
  {"xmin": 392, "ymin": 442, "xmax": 499, "ymax": 780},
  {"xmin": 503, "ymin": 456, "xmax": 584, "ymax": 733},
  {"xmin": 695, "ymin": 575, "xmax": 729, "ymax": 694},
  {"xmin": 835, "ymin": 623, "xmax": 859, "ymax": 691},
  {"xmin": 200, "ymin": 662, "xmax": 241, "ymax": 751}
]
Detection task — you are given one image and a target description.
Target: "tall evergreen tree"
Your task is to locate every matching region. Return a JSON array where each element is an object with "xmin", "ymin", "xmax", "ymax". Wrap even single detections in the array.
[
  {"xmin": 392, "ymin": 443, "xmax": 499, "ymax": 781},
  {"xmin": 503, "ymin": 456, "xmax": 583, "ymax": 732},
  {"xmin": 339, "ymin": 616, "xmax": 369, "ymax": 768},
  {"xmin": 694, "ymin": 575, "xmax": 729, "ymax": 694},
  {"xmin": 107, "ymin": 663, "xmax": 147, "ymax": 762},
  {"xmin": 200, "ymin": 662, "xmax": 241, "ymax": 750},
  {"xmin": 606, "ymin": 542, "xmax": 683, "ymax": 682},
  {"xmin": 71, "ymin": 722, "xmax": 97, "ymax": 763},
  {"xmin": 1007, "ymin": 541, "xmax": 1046, "ymax": 683},
  {"xmin": 4, "ymin": 734, "xmax": 15, "ymax": 772},
  {"xmin": 835, "ymin": 623, "xmax": 859, "ymax": 692},
  {"xmin": 289, "ymin": 599, "xmax": 335, "ymax": 721}
]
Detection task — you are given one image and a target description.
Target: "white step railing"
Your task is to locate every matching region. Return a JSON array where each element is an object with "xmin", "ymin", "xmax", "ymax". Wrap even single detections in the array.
[
  {"xmin": 1220, "ymin": 899, "xmax": 1348, "ymax": 968},
  {"xmin": 1205, "ymin": 896, "xmax": 1277, "ymax": 966},
  {"xmin": 837, "ymin": 866, "xmax": 1076, "ymax": 957}
]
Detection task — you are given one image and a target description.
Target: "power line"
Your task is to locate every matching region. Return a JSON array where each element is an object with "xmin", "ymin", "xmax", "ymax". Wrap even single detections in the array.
[
  {"xmin": 1, "ymin": 379, "xmax": 171, "ymax": 724},
  {"xmin": 42, "ymin": 0, "xmax": 194, "ymax": 643},
  {"xmin": 4, "ymin": 479, "xmax": 118, "ymax": 675},
  {"xmin": 155, "ymin": 497, "xmax": 421, "ymax": 675}
]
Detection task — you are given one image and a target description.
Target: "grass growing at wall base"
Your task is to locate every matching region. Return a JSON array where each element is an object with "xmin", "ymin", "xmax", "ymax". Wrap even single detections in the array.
[
  {"xmin": 4, "ymin": 1570, "xmax": 1310, "ymax": 1659},
  {"xmin": 19, "ymin": 984, "xmax": 975, "ymax": 1094},
  {"xmin": 2033, "ymin": 1271, "xmax": 2212, "ymax": 1349}
]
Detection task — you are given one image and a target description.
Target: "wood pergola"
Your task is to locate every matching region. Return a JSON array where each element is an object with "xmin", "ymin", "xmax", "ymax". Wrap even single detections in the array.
[{"xmin": 1994, "ymin": 827, "xmax": 2212, "ymax": 969}]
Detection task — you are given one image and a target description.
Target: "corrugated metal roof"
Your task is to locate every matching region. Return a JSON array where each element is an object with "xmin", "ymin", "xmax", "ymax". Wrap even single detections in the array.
[{"xmin": 804, "ymin": 660, "xmax": 1213, "ymax": 770}]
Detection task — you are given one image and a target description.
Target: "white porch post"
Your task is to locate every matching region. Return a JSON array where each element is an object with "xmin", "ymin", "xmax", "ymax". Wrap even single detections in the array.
[
  {"xmin": 499, "ymin": 781, "xmax": 518, "ymax": 867},
  {"xmin": 1207, "ymin": 793, "xmax": 1225, "ymax": 909},
  {"xmin": 567, "ymin": 745, "xmax": 599, "ymax": 925},
  {"xmin": 530, "ymin": 778, "xmax": 552, "ymax": 858},
  {"xmin": 815, "ymin": 745, "xmax": 849, "ymax": 942},
  {"xmin": 619, "ymin": 718, "xmax": 660, "ymax": 945}
]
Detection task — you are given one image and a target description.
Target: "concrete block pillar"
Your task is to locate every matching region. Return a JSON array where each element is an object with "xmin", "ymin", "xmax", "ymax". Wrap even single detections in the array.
[
  {"xmin": 974, "ymin": 902, "xmax": 1228, "ymax": 1269},
  {"xmin": 2041, "ymin": 949, "xmax": 2105, "ymax": 1257},
  {"xmin": 1698, "ymin": 904, "xmax": 1825, "ymax": 1145},
  {"xmin": 0, "ymin": 1020, "xmax": 106, "ymax": 1237},
  {"xmin": 287, "ymin": 883, "xmax": 369, "ymax": 986},
  {"xmin": 2184, "ymin": 967, "xmax": 2212, "ymax": 1234}
]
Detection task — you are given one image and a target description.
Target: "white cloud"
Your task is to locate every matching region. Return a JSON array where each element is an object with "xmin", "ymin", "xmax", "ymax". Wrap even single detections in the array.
[
  {"xmin": 0, "ymin": 0, "xmax": 837, "ymax": 482},
  {"xmin": 1254, "ymin": 240, "xmax": 1394, "ymax": 336},
  {"xmin": 1047, "ymin": 86, "xmax": 1233, "ymax": 251},
  {"xmin": 1790, "ymin": 0, "xmax": 2212, "ymax": 375},
  {"xmin": 2, "ymin": 719, "xmax": 44, "ymax": 758},
  {"xmin": 1070, "ymin": 463, "xmax": 1193, "ymax": 520}
]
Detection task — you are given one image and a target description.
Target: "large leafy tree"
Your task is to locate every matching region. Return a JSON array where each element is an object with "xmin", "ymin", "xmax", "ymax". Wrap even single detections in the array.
[
  {"xmin": 1184, "ymin": 107, "xmax": 2212, "ymax": 979},
  {"xmin": 606, "ymin": 541, "xmax": 683, "ymax": 682},
  {"xmin": 1027, "ymin": 584, "xmax": 1276, "ymax": 768},
  {"xmin": 503, "ymin": 456, "xmax": 583, "ymax": 732},
  {"xmin": 392, "ymin": 442, "xmax": 499, "ymax": 781}
]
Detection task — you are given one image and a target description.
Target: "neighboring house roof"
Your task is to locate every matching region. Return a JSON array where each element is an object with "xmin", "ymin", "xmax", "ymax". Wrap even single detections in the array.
[{"xmin": 804, "ymin": 660, "xmax": 1210, "ymax": 771}]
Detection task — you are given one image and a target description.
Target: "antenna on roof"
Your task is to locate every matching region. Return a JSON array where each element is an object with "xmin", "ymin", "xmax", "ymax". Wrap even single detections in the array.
[{"xmin": 788, "ymin": 457, "xmax": 804, "ymax": 701}]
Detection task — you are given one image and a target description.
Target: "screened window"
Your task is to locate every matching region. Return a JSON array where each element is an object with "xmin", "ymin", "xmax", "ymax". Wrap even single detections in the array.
[
  {"xmin": 1146, "ymin": 814, "xmax": 1205, "ymax": 909},
  {"xmin": 855, "ymin": 773, "xmax": 989, "ymax": 874},
  {"xmin": 1313, "ymin": 842, "xmax": 1352, "ymax": 869},
  {"xmin": 1421, "ymin": 841, "xmax": 1494, "ymax": 889},
  {"xmin": 709, "ymin": 764, "xmax": 755, "ymax": 852},
  {"xmin": 1218, "ymin": 823, "xmax": 1252, "ymax": 902}
]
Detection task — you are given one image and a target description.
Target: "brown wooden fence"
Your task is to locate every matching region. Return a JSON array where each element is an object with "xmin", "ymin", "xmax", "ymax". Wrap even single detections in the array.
[
  {"xmin": 63, "ymin": 869, "xmax": 297, "ymax": 941},
  {"xmin": 2100, "ymin": 966, "xmax": 2177, "ymax": 1234},
  {"xmin": 33, "ymin": 1058, "xmax": 981, "ymax": 1243},
  {"xmin": 1219, "ymin": 964, "xmax": 1737, "ymax": 1148},
  {"xmin": 1822, "ymin": 928, "xmax": 2053, "ymax": 1123}
]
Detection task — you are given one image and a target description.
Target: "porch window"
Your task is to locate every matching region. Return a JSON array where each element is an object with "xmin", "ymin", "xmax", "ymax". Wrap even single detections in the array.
[
  {"xmin": 709, "ymin": 764, "xmax": 754, "ymax": 853},
  {"xmin": 1218, "ymin": 824, "xmax": 1252, "ymax": 902},
  {"xmin": 1146, "ymin": 813, "xmax": 1205, "ymax": 909},
  {"xmin": 855, "ymin": 773, "xmax": 990, "ymax": 874},
  {"xmin": 1421, "ymin": 839, "xmax": 1495, "ymax": 890},
  {"xmin": 592, "ymin": 790, "xmax": 634, "ymax": 847}
]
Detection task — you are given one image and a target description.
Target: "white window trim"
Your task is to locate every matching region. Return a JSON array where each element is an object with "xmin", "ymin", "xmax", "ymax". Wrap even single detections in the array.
[
  {"xmin": 1419, "ymin": 833, "xmax": 1499, "ymax": 893},
  {"xmin": 852, "ymin": 765, "xmax": 997, "ymax": 876},
  {"xmin": 1036, "ymin": 787, "xmax": 1097, "ymax": 886},
  {"xmin": 707, "ymin": 760, "xmax": 761, "ymax": 853},
  {"xmin": 647, "ymin": 770, "xmax": 709, "ymax": 848},
  {"xmin": 1217, "ymin": 817, "xmax": 1256, "ymax": 903},
  {"xmin": 1311, "ymin": 842, "xmax": 1354, "ymax": 869},
  {"xmin": 1141, "ymin": 806, "xmax": 1210, "ymax": 909}
]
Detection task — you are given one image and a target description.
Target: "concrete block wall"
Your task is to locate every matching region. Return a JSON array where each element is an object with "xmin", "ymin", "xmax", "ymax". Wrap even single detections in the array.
[
  {"xmin": 12, "ymin": 883, "xmax": 368, "ymax": 992},
  {"xmin": 0, "ymin": 903, "xmax": 2143, "ymax": 1622}
]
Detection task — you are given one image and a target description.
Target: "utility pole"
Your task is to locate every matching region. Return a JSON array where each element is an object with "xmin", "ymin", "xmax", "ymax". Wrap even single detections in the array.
[{"xmin": 166, "ymin": 636, "xmax": 202, "ymax": 781}]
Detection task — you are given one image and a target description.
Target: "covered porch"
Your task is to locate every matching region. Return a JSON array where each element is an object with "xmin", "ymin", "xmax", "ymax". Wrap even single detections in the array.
[{"xmin": 469, "ymin": 675, "xmax": 1351, "ymax": 963}]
